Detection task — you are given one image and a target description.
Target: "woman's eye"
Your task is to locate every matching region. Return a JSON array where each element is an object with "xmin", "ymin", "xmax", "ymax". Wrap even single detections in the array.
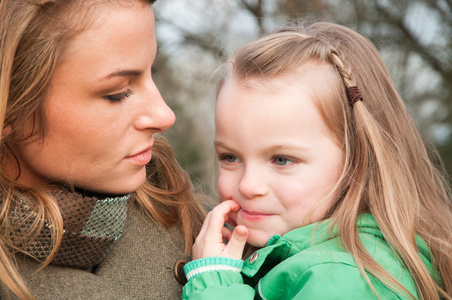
[
  {"xmin": 273, "ymin": 156, "xmax": 293, "ymax": 166},
  {"xmin": 103, "ymin": 89, "xmax": 133, "ymax": 103}
]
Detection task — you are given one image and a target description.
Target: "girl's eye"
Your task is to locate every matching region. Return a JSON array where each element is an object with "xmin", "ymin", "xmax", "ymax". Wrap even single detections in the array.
[
  {"xmin": 219, "ymin": 154, "xmax": 240, "ymax": 163},
  {"xmin": 103, "ymin": 89, "xmax": 133, "ymax": 103},
  {"xmin": 273, "ymin": 156, "xmax": 293, "ymax": 166}
]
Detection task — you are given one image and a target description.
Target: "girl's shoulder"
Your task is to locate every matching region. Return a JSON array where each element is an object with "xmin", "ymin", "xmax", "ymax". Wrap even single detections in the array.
[{"xmin": 249, "ymin": 214, "xmax": 421, "ymax": 299}]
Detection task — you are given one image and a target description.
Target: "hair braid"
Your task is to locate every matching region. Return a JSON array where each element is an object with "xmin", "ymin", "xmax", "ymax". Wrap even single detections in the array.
[{"xmin": 329, "ymin": 49, "xmax": 354, "ymax": 88}]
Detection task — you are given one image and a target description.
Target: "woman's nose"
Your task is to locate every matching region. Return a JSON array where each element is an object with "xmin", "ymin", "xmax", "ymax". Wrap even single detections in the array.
[
  {"xmin": 135, "ymin": 80, "xmax": 176, "ymax": 133},
  {"xmin": 238, "ymin": 166, "xmax": 269, "ymax": 199}
]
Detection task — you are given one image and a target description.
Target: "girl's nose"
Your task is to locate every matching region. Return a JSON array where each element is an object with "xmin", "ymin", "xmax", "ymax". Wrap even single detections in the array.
[
  {"xmin": 238, "ymin": 166, "xmax": 269, "ymax": 199},
  {"xmin": 135, "ymin": 80, "xmax": 176, "ymax": 133}
]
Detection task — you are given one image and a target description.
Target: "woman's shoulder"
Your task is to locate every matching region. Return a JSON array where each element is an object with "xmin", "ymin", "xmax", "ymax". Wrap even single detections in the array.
[
  {"xmin": 7, "ymin": 200, "xmax": 188, "ymax": 299},
  {"xmin": 94, "ymin": 200, "xmax": 189, "ymax": 297}
]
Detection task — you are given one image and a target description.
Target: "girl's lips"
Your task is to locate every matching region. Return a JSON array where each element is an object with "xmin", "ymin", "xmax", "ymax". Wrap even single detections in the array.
[
  {"xmin": 126, "ymin": 148, "xmax": 153, "ymax": 165},
  {"xmin": 240, "ymin": 209, "xmax": 273, "ymax": 221}
]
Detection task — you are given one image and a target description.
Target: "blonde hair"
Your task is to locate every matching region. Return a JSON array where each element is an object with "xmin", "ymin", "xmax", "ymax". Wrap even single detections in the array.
[
  {"xmin": 0, "ymin": 1, "xmax": 205, "ymax": 299},
  {"xmin": 222, "ymin": 21, "xmax": 452, "ymax": 300}
]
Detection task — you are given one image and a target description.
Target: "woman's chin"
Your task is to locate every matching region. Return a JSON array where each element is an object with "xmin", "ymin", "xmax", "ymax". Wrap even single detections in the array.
[{"xmin": 78, "ymin": 173, "xmax": 147, "ymax": 196}]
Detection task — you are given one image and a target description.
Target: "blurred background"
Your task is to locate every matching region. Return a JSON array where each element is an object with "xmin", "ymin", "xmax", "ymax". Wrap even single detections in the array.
[{"xmin": 152, "ymin": 0, "xmax": 452, "ymax": 197}]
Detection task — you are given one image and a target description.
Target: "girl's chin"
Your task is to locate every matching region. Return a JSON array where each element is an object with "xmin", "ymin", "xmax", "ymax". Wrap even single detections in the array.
[{"xmin": 246, "ymin": 231, "xmax": 272, "ymax": 248}]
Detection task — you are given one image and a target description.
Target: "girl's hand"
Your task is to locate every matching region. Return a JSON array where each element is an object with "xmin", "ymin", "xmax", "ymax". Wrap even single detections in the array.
[{"xmin": 192, "ymin": 200, "xmax": 248, "ymax": 260}]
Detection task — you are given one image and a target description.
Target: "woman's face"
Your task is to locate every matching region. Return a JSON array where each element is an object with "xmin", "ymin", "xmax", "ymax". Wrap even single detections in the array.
[{"xmin": 6, "ymin": 3, "xmax": 175, "ymax": 194}]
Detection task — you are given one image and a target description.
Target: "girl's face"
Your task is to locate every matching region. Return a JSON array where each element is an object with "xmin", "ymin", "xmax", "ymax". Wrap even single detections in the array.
[
  {"xmin": 215, "ymin": 73, "xmax": 344, "ymax": 247},
  {"xmin": 5, "ymin": 3, "xmax": 175, "ymax": 194}
]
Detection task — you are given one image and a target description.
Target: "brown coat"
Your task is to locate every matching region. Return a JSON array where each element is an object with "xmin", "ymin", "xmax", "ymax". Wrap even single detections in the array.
[{"xmin": 3, "ymin": 201, "xmax": 189, "ymax": 300}]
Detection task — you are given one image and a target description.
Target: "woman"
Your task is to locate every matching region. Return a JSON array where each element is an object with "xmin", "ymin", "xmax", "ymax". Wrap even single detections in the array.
[{"xmin": 0, "ymin": 0, "xmax": 205, "ymax": 299}]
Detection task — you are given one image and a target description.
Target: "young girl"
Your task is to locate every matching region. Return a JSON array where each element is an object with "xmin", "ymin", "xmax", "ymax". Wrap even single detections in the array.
[{"xmin": 182, "ymin": 21, "xmax": 452, "ymax": 299}]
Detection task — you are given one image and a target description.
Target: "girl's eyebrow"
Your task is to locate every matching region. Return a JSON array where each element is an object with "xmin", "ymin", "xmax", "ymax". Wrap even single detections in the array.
[
  {"xmin": 214, "ymin": 141, "xmax": 310, "ymax": 153},
  {"xmin": 213, "ymin": 141, "xmax": 238, "ymax": 153},
  {"xmin": 213, "ymin": 141, "xmax": 229, "ymax": 149},
  {"xmin": 267, "ymin": 144, "xmax": 311, "ymax": 153}
]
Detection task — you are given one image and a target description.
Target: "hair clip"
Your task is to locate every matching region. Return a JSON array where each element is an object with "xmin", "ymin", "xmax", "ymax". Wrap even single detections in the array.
[{"xmin": 346, "ymin": 86, "xmax": 363, "ymax": 106}]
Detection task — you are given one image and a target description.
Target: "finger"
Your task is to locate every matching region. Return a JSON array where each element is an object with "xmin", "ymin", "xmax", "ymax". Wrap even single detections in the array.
[
  {"xmin": 204, "ymin": 201, "xmax": 240, "ymax": 237},
  {"xmin": 224, "ymin": 225, "xmax": 248, "ymax": 260},
  {"xmin": 216, "ymin": 200, "xmax": 241, "ymax": 213},
  {"xmin": 197, "ymin": 210, "xmax": 212, "ymax": 239},
  {"xmin": 223, "ymin": 200, "xmax": 241, "ymax": 211}
]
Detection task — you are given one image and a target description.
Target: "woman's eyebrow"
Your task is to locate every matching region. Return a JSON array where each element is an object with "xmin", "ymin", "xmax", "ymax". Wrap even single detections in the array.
[
  {"xmin": 101, "ymin": 69, "xmax": 143, "ymax": 80},
  {"xmin": 97, "ymin": 47, "xmax": 159, "ymax": 81}
]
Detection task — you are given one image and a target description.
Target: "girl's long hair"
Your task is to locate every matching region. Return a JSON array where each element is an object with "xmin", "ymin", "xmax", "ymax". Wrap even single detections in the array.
[
  {"xmin": 0, "ymin": 1, "xmax": 205, "ymax": 299},
  {"xmin": 225, "ymin": 21, "xmax": 452, "ymax": 300}
]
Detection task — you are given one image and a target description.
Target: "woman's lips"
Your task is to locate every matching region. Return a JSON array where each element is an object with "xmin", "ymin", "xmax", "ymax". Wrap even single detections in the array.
[
  {"xmin": 240, "ymin": 209, "xmax": 273, "ymax": 221},
  {"xmin": 126, "ymin": 148, "xmax": 153, "ymax": 165}
]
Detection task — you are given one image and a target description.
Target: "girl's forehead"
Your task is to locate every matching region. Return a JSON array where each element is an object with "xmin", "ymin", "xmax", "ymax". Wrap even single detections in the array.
[
  {"xmin": 217, "ymin": 64, "xmax": 342, "ymax": 140},
  {"xmin": 221, "ymin": 62, "xmax": 337, "ymax": 103},
  {"xmin": 227, "ymin": 60, "xmax": 337, "ymax": 89},
  {"xmin": 217, "ymin": 75, "xmax": 320, "ymax": 121}
]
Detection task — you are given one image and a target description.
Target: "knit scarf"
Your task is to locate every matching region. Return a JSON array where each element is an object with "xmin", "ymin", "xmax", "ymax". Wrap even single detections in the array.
[{"xmin": 10, "ymin": 189, "xmax": 132, "ymax": 269}]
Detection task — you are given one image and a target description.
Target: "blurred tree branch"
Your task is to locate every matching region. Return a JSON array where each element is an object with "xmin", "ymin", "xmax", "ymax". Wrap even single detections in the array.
[
  {"xmin": 239, "ymin": 0, "xmax": 264, "ymax": 34},
  {"xmin": 157, "ymin": 18, "xmax": 227, "ymax": 58},
  {"xmin": 373, "ymin": 1, "xmax": 450, "ymax": 77},
  {"xmin": 154, "ymin": 0, "xmax": 452, "ymax": 187}
]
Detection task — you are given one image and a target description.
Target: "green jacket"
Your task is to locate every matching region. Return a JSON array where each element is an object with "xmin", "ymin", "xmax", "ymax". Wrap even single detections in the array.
[{"xmin": 183, "ymin": 214, "xmax": 436, "ymax": 299}]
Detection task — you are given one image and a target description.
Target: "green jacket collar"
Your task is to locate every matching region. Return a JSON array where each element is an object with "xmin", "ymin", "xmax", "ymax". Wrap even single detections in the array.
[{"xmin": 242, "ymin": 214, "xmax": 433, "ymax": 278}]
